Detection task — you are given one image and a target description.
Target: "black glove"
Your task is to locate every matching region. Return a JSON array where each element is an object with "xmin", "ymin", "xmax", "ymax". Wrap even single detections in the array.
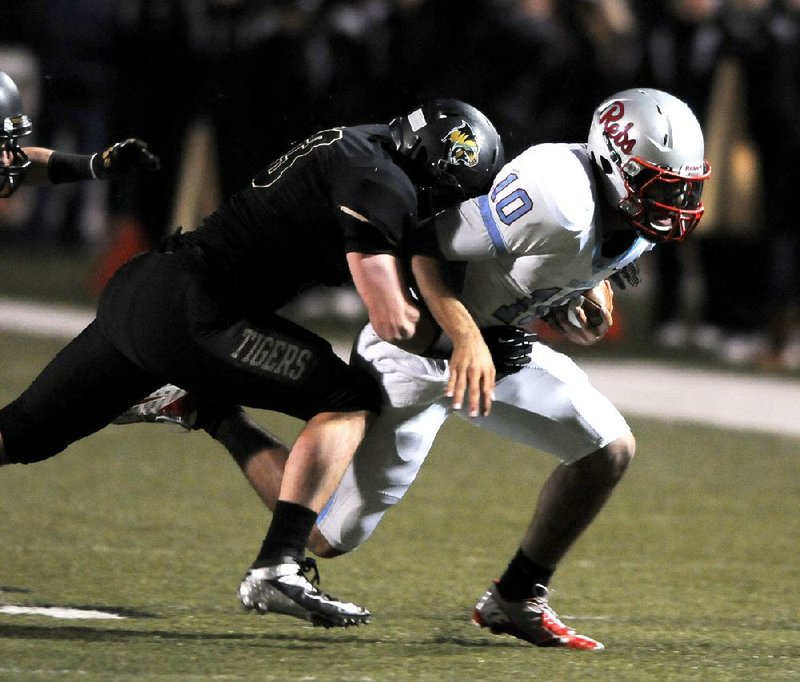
[
  {"xmin": 481, "ymin": 325, "xmax": 535, "ymax": 375},
  {"xmin": 92, "ymin": 138, "xmax": 161, "ymax": 178}
]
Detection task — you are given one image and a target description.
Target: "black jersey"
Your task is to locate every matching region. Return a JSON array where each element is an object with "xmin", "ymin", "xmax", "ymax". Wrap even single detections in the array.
[{"xmin": 188, "ymin": 124, "xmax": 419, "ymax": 310}]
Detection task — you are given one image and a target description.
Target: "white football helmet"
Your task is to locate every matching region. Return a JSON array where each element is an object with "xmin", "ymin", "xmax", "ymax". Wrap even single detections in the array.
[{"xmin": 587, "ymin": 88, "xmax": 711, "ymax": 243}]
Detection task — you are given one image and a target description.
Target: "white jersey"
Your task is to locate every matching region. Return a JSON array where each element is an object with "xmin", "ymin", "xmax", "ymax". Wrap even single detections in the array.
[
  {"xmin": 317, "ymin": 143, "xmax": 638, "ymax": 553},
  {"xmin": 434, "ymin": 143, "xmax": 652, "ymax": 327}
]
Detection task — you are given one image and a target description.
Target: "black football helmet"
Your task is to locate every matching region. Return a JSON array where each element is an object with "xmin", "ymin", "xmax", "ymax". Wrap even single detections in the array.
[
  {"xmin": 389, "ymin": 98, "xmax": 504, "ymax": 211},
  {"xmin": 0, "ymin": 71, "xmax": 32, "ymax": 197}
]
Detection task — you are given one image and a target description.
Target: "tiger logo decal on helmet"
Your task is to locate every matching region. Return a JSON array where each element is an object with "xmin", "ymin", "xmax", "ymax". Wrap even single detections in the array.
[
  {"xmin": 442, "ymin": 121, "xmax": 480, "ymax": 168},
  {"xmin": 389, "ymin": 98, "xmax": 504, "ymax": 201}
]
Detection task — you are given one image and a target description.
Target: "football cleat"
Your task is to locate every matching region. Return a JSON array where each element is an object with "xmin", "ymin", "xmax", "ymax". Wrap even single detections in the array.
[
  {"xmin": 238, "ymin": 557, "xmax": 371, "ymax": 628},
  {"xmin": 472, "ymin": 582, "xmax": 604, "ymax": 650},
  {"xmin": 112, "ymin": 384, "xmax": 197, "ymax": 430}
]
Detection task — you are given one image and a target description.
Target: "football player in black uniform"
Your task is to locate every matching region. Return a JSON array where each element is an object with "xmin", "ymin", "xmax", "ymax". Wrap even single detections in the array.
[
  {"xmin": 0, "ymin": 71, "xmax": 159, "ymax": 197},
  {"xmin": 0, "ymin": 96, "xmax": 504, "ymax": 627}
]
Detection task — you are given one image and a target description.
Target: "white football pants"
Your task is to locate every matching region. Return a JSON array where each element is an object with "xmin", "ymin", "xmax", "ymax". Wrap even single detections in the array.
[{"xmin": 317, "ymin": 324, "xmax": 631, "ymax": 552}]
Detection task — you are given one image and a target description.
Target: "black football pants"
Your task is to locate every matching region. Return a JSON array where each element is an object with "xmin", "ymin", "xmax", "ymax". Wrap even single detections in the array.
[{"xmin": 0, "ymin": 247, "xmax": 380, "ymax": 464}]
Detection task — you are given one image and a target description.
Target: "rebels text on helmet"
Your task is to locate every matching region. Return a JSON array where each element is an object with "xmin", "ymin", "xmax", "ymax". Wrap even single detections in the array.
[{"xmin": 598, "ymin": 102, "xmax": 636, "ymax": 155}]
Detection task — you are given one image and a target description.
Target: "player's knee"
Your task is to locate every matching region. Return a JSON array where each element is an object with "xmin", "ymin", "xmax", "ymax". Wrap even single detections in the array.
[
  {"xmin": 308, "ymin": 409, "xmax": 375, "ymax": 443},
  {"xmin": 308, "ymin": 526, "xmax": 348, "ymax": 559},
  {"xmin": 579, "ymin": 433, "xmax": 635, "ymax": 483},
  {"xmin": 600, "ymin": 432, "xmax": 635, "ymax": 480}
]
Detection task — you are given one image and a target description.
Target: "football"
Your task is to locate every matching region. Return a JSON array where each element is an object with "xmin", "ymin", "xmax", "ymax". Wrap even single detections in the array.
[{"xmin": 566, "ymin": 281, "xmax": 614, "ymax": 329}]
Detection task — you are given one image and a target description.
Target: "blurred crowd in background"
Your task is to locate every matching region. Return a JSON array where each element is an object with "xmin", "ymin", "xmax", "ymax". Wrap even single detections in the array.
[{"xmin": 1, "ymin": 0, "xmax": 800, "ymax": 370}]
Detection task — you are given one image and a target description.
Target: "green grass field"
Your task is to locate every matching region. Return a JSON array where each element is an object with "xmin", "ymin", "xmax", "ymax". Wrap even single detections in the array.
[{"xmin": 1, "ymin": 331, "xmax": 799, "ymax": 680}]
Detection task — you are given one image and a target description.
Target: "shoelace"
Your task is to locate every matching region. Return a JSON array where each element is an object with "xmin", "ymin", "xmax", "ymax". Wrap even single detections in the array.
[
  {"xmin": 528, "ymin": 597, "xmax": 573, "ymax": 636},
  {"xmin": 296, "ymin": 557, "xmax": 345, "ymax": 602},
  {"xmin": 297, "ymin": 557, "xmax": 322, "ymax": 586}
]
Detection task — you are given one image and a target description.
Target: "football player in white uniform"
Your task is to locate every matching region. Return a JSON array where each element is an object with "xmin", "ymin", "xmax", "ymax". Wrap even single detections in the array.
[
  {"xmin": 310, "ymin": 87, "xmax": 709, "ymax": 650},
  {"xmin": 115, "ymin": 88, "xmax": 710, "ymax": 649}
]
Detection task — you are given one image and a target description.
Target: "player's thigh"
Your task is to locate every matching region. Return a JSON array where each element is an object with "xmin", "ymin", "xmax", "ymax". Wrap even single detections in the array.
[
  {"xmin": 0, "ymin": 321, "xmax": 163, "ymax": 463},
  {"xmin": 180, "ymin": 313, "xmax": 382, "ymax": 421},
  {"xmin": 466, "ymin": 343, "xmax": 630, "ymax": 464},
  {"xmin": 101, "ymin": 255, "xmax": 382, "ymax": 421},
  {"xmin": 316, "ymin": 401, "xmax": 449, "ymax": 552}
]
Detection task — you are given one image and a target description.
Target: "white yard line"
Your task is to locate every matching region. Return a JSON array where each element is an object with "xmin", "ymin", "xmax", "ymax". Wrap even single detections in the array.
[
  {"xmin": 0, "ymin": 605, "xmax": 125, "ymax": 620},
  {"xmin": 2, "ymin": 297, "xmax": 799, "ymax": 437}
]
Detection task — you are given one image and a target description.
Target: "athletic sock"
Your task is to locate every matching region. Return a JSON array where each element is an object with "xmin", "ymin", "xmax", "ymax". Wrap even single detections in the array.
[
  {"xmin": 253, "ymin": 501, "xmax": 317, "ymax": 566},
  {"xmin": 495, "ymin": 549, "xmax": 555, "ymax": 601}
]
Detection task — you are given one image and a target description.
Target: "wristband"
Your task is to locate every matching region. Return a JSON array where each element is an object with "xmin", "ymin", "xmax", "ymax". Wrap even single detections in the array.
[{"xmin": 47, "ymin": 151, "xmax": 97, "ymax": 184}]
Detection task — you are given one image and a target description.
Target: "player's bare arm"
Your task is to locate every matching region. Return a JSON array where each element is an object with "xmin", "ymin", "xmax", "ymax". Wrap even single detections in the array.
[
  {"xmin": 10, "ymin": 146, "xmax": 48, "ymax": 183},
  {"xmin": 346, "ymin": 252, "xmax": 421, "ymax": 343},
  {"xmin": 411, "ymin": 254, "xmax": 495, "ymax": 416}
]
